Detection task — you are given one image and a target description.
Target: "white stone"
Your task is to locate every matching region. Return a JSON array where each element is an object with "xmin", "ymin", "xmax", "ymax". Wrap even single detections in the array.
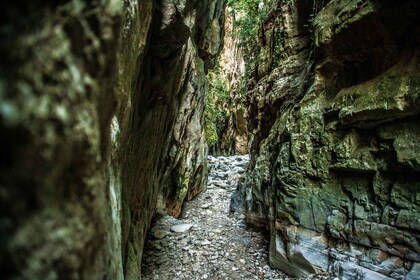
[
  {"xmin": 170, "ymin": 223, "xmax": 193, "ymax": 233},
  {"xmin": 201, "ymin": 203, "xmax": 212, "ymax": 209}
]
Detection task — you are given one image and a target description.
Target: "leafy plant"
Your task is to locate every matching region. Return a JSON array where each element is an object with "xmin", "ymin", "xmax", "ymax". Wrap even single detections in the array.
[{"xmin": 227, "ymin": 0, "xmax": 270, "ymax": 63}]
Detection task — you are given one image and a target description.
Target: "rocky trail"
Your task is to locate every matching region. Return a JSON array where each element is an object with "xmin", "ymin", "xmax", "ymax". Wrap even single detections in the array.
[
  {"xmin": 141, "ymin": 155, "xmax": 326, "ymax": 280},
  {"xmin": 141, "ymin": 155, "xmax": 283, "ymax": 279}
]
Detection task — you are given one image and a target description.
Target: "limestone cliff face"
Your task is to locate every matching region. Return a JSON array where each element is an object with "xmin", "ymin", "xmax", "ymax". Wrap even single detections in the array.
[
  {"xmin": 217, "ymin": 11, "xmax": 248, "ymax": 155},
  {"xmin": 0, "ymin": 0, "xmax": 224, "ymax": 279},
  {"xmin": 114, "ymin": 1, "xmax": 225, "ymax": 277},
  {"xmin": 242, "ymin": 0, "xmax": 420, "ymax": 279}
]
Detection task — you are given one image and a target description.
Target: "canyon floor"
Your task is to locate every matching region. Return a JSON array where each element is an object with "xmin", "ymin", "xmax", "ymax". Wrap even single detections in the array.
[{"xmin": 141, "ymin": 155, "xmax": 329, "ymax": 280}]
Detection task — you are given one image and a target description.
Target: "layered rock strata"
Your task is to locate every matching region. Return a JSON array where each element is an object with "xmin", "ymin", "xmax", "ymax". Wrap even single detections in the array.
[
  {"xmin": 0, "ymin": 0, "xmax": 224, "ymax": 279},
  {"xmin": 115, "ymin": 1, "xmax": 224, "ymax": 277},
  {"xmin": 241, "ymin": 0, "xmax": 420, "ymax": 279}
]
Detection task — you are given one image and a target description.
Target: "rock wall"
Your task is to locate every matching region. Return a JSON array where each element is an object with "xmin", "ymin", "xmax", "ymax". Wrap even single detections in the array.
[
  {"xmin": 115, "ymin": 1, "xmax": 225, "ymax": 277},
  {"xmin": 242, "ymin": 0, "xmax": 420, "ymax": 279},
  {"xmin": 0, "ymin": 1, "xmax": 123, "ymax": 278},
  {"xmin": 0, "ymin": 0, "xmax": 225, "ymax": 279},
  {"xmin": 217, "ymin": 11, "xmax": 248, "ymax": 155}
]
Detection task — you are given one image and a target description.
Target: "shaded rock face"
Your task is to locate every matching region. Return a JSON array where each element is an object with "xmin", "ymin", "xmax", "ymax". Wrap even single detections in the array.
[
  {"xmin": 0, "ymin": 1, "xmax": 123, "ymax": 278},
  {"xmin": 242, "ymin": 0, "xmax": 420, "ymax": 279},
  {"xmin": 115, "ymin": 1, "xmax": 225, "ymax": 277},
  {"xmin": 0, "ymin": 0, "xmax": 224, "ymax": 279}
]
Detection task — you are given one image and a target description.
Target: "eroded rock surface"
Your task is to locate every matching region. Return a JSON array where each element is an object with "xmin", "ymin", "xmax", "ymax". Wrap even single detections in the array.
[
  {"xmin": 241, "ymin": 0, "xmax": 420, "ymax": 279},
  {"xmin": 115, "ymin": 1, "xmax": 225, "ymax": 277},
  {"xmin": 0, "ymin": 0, "xmax": 225, "ymax": 279},
  {"xmin": 0, "ymin": 1, "xmax": 123, "ymax": 278},
  {"xmin": 217, "ymin": 11, "xmax": 249, "ymax": 156}
]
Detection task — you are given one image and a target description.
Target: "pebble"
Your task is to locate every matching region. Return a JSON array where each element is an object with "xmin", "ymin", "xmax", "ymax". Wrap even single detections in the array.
[
  {"xmin": 153, "ymin": 229, "xmax": 170, "ymax": 239},
  {"xmin": 170, "ymin": 223, "xmax": 193, "ymax": 233},
  {"xmin": 201, "ymin": 203, "xmax": 212, "ymax": 209}
]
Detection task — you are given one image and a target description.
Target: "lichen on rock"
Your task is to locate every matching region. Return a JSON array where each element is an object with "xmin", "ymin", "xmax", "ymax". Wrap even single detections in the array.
[
  {"xmin": 0, "ymin": 0, "xmax": 225, "ymax": 279},
  {"xmin": 240, "ymin": 0, "xmax": 420, "ymax": 279}
]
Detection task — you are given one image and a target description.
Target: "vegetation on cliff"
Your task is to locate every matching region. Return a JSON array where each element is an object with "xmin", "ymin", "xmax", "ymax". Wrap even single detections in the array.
[
  {"xmin": 227, "ymin": 0, "xmax": 269, "ymax": 60},
  {"xmin": 204, "ymin": 69, "xmax": 230, "ymax": 149},
  {"xmin": 204, "ymin": 0, "xmax": 268, "ymax": 152}
]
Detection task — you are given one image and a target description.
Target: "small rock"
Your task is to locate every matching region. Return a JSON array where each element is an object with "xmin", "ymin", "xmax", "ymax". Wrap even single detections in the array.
[
  {"xmin": 153, "ymin": 229, "xmax": 170, "ymax": 239},
  {"xmin": 171, "ymin": 223, "xmax": 193, "ymax": 233},
  {"xmin": 218, "ymin": 163, "xmax": 229, "ymax": 171},
  {"xmin": 201, "ymin": 203, "xmax": 212, "ymax": 209},
  {"xmin": 201, "ymin": 240, "xmax": 211, "ymax": 246}
]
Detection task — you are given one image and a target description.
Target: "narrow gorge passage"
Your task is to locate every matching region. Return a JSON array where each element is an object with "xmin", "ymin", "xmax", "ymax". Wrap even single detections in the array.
[
  {"xmin": 1, "ymin": 0, "xmax": 419, "ymax": 279},
  {"xmin": 142, "ymin": 155, "xmax": 294, "ymax": 279}
]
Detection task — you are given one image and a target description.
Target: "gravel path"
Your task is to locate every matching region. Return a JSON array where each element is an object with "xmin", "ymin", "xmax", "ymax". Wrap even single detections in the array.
[{"xmin": 141, "ymin": 155, "xmax": 326, "ymax": 279}]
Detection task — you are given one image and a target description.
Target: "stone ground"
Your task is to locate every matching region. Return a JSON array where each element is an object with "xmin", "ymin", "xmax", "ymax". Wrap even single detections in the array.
[{"xmin": 141, "ymin": 155, "xmax": 329, "ymax": 280}]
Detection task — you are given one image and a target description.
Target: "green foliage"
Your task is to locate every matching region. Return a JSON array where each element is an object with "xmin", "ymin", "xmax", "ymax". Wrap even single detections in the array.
[
  {"xmin": 204, "ymin": 70, "xmax": 230, "ymax": 147},
  {"xmin": 226, "ymin": 0, "xmax": 271, "ymax": 109},
  {"xmin": 227, "ymin": 0, "xmax": 269, "ymax": 62},
  {"xmin": 204, "ymin": 1, "xmax": 277, "ymax": 148}
]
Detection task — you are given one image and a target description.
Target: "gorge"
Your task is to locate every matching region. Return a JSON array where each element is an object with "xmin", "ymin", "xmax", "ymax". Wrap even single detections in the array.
[{"xmin": 0, "ymin": 0, "xmax": 419, "ymax": 279}]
